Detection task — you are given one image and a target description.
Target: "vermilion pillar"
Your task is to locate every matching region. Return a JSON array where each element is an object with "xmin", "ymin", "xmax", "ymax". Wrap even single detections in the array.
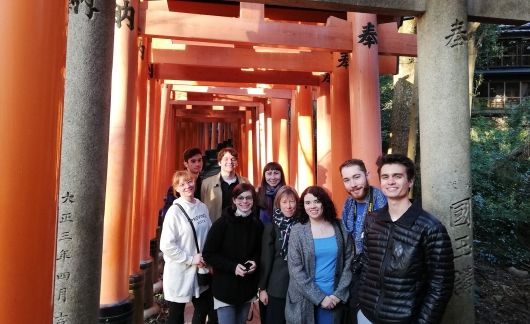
[
  {"xmin": 294, "ymin": 86, "xmax": 315, "ymax": 192},
  {"xmin": 265, "ymin": 101, "xmax": 273, "ymax": 164},
  {"xmin": 211, "ymin": 122, "xmax": 218, "ymax": 149},
  {"xmin": 289, "ymin": 91, "xmax": 299, "ymax": 187},
  {"xmin": 0, "ymin": 3, "xmax": 67, "ymax": 323},
  {"xmin": 245, "ymin": 110, "xmax": 255, "ymax": 183},
  {"xmin": 258, "ymin": 103, "xmax": 266, "ymax": 177},
  {"xmin": 128, "ymin": 36, "xmax": 150, "ymax": 324},
  {"xmin": 140, "ymin": 70, "xmax": 157, "ymax": 315},
  {"xmin": 251, "ymin": 108, "xmax": 260, "ymax": 184},
  {"xmin": 148, "ymin": 80, "xmax": 162, "ymax": 240},
  {"xmin": 203, "ymin": 123, "xmax": 210, "ymax": 150},
  {"xmin": 270, "ymin": 98, "xmax": 290, "ymax": 182},
  {"xmin": 331, "ymin": 52, "xmax": 353, "ymax": 208},
  {"xmin": 100, "ymin": 1, "xmax": 140, "ymax": 321},
  {"xmin": 316, "ymin": 82, "xmax": 332, "ymax": 192},
  {"xmin": 348, "ymin": 13, "xmax": 382, "ymax": 185}
]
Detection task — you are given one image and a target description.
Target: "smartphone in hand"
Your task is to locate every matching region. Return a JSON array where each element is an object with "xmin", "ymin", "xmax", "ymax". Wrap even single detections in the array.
[{"xmin": 243, "ymin": 261, "xmax": 253, "ymax": 271}]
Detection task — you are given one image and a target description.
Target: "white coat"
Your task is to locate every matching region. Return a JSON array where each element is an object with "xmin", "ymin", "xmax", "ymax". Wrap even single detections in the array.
[{"xmin": 160, "ymin": 197, "xmax": 212, "ymax": 303}]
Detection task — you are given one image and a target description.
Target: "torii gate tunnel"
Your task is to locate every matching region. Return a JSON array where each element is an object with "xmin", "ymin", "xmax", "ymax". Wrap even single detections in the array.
[{"xmin": 1, "ymin": 1, "xmax": 528, "ymax": 323}]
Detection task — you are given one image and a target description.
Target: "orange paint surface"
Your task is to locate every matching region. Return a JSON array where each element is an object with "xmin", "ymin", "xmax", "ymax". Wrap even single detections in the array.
[{"xmin": 0, "ymin": 2, "xmax": 67, "ymax": 323}]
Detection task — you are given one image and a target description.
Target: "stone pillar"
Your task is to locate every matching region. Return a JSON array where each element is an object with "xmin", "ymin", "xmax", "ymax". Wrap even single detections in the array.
[
  {"xmin": 0, "ymin": 2, "xmax": 67, "ymax": 323},
  {"xmin": 331, "ymin": 52, "xmax": 353, "ymax": 206},
  {"xmin": 54, "ymin": 2, "xmax": 115, "ymax": 323},
  {"xmin": 417, "ymin": 1, "xmax": 474, "ymax": 323},
  {"xmin": 100, "ymin": 1, "xmax": 139, "ymax": 322},
  {"xmin": 271, "ymin": 98, "xmax": 290, "ymax": 182},
  {"xmin": 316, "ymin": 82, "xmax": 332, "ymax": 191},
  {"xmin": 294, "ymin": 86, "xmax": 315, "ymax": 191},
  {"xmin": 348, "ymin": 13, "xmax": 382, "ymax": 185}
]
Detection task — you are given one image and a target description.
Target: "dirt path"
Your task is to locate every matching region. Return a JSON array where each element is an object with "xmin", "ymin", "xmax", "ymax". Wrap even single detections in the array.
[{"xmin": 475, "ymin": 258, "xmax": 530, "ymax": 323}]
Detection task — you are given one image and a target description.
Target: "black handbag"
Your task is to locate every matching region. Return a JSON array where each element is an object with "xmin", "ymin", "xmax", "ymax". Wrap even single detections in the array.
[{"xmin": 176, "ymin": 203, "xmax": 212, "ymax": 286}]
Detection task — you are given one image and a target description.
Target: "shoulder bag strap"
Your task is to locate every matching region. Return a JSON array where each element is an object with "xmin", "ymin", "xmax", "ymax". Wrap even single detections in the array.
[
  {"xmin": 368, "ymin": 187, "xmax": 375, "ymax": 213},
  {"xmin": 176, "ymin": 203, "xmax": 200, "ymax": 253}
]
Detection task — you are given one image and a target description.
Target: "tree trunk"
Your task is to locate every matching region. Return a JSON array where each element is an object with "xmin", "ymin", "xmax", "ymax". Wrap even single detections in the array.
[
  {"xmin": 468, "ymin": 22, "xmax": 481, "ymax": 114},
  {"xmin": 390, "ymin": 18, "xmax": 416, "ymax": 155}
]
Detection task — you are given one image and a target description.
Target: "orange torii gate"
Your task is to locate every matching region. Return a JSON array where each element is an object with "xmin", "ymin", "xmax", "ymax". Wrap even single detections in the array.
[{"xmin": 2, "ymin": 1, "xmax": 529, "ymax": 324}]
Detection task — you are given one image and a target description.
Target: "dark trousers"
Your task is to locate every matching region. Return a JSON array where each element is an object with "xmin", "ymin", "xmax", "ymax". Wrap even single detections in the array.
[
  {"xmin": 265, "ymin": 296, "xmax": 286, "ymax": 324},
  {"xmin": 167, "ymin": 288, "xmax": 213, "ymax": 324},
  {"xmin": 259, "ymin": 300, "xmax": 267, "ymax": 324}
]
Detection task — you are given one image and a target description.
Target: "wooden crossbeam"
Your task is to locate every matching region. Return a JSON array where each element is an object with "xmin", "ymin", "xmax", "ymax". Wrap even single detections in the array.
[
  {"xmin": 170, "ymin": 85, "xmax": 293, "ymax": 99},
  {"xmin": 165, "ymin": 80, "xmax": 298, "ymax": 90},
  {"xmin": 142, "ymin": 4, "xmax": 416, "ymax": 54},
  {"xmin": 157, "ymin": 65, "xmax": 323, "ymax": 85},
  {"xmin": 140, "ymin": 2, "xmax": 356, "ymax": 51},
  {"xmin": 171, "ymin": 100, "xmax": 262, "ymax": 107},
  {"xmin": 152, "ymin": 46, "xmax": 333, "ymax": 72}
]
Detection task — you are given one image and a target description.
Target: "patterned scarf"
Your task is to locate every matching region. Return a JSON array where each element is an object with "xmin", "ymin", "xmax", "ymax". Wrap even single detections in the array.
[{"xmin": 272, "ymin": 208, "xmax": 297, "ymax": 260}]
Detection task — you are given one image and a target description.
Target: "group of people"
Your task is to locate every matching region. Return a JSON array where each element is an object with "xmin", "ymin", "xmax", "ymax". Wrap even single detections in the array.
[{"xmin": 160, "ymin": 147, "xmax": 455, "ymax": 324}]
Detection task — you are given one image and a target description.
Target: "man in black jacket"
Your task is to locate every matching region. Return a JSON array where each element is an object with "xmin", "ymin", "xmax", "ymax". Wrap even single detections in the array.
[{"xmin": 358, "ymin": 154, "xmax": 455, "ymax": 324}]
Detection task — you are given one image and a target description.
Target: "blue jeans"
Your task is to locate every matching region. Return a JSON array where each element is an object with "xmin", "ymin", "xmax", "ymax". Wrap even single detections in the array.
[{"xmin": 216, "ymin": 302, "xmax": 251, "ymax": 324}]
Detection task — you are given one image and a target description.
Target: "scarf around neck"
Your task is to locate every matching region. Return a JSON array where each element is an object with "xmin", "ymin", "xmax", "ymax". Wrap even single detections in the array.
[{"xmin": 272, "ymin": 208, "xmax": 297, "ymax": 260}]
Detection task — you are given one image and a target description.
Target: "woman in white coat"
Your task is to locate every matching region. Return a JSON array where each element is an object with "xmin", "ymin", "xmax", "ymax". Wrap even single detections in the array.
[{"xmin": 160, "ymin": 171, "xmax": 213, "ymax": 324}]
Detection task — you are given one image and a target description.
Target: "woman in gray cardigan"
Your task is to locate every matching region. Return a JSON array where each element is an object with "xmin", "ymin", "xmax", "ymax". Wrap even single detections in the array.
[
  {"xmin": 286, "ymin": 186, "xmax": 353, "ymax": 324},
  {"xmin": 258, "ymin": 186, "xmax": 299, "ymax": 324}
]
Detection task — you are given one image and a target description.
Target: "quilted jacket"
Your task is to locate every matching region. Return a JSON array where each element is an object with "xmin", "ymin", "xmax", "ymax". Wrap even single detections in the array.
[{"xmin": 359, "ymin": 202, "xmax": 455, "ymax": 324}]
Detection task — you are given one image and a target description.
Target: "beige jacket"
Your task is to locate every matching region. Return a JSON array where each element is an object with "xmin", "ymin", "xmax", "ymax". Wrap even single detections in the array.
[{"xmin": 200, "ymin": 173, "xmax": 250, "ymax": 222}]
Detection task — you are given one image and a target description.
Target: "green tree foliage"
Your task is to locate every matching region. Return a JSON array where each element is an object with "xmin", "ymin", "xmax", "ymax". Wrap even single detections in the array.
[
  {"xmin": 471, "ymin": 102, "xmax": 530, "ymax": 265},
  {"xmin": 474, "ymin": 24, "xmax": 503, "ymax": 70}
]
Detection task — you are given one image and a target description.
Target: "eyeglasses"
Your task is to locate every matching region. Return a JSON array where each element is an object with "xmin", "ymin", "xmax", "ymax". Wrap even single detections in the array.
[{"xmin": 235, "ymin": 195, "xmax": 253, "ymax": 201}]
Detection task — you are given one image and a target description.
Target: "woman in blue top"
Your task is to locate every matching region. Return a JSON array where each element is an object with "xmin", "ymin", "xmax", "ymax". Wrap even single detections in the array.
[
  {"xmin": 256, "ymin": 162, "xmax": 286, "ymax": 224},
  {"xmin": 285, "ymin": 186, "xmax": 353, "ymax": 324}
]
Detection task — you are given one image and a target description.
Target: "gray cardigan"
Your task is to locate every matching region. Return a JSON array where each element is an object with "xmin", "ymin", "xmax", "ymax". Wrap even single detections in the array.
[{"xmin": 285, "ymin": 221, "xmax": 353, "ymax": 324}]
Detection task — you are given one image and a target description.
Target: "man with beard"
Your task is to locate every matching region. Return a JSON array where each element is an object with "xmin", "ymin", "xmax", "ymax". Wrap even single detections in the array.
[{"xmin": 339, "ymin": 159, "xmax": 387, "ymax": 254}]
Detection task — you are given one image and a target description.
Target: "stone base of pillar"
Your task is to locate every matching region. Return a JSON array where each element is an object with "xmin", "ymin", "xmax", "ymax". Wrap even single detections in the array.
[
  {"xmin": 140, "ymin": 260, "xmax": 154, "ymax": 309},
  {"xmin": 129, "ymin": 272, "xmax": 145, "ymax": 324},
  {"xmin": 99, "ymin": 297, "xmax": 134, "ymax": 324}
]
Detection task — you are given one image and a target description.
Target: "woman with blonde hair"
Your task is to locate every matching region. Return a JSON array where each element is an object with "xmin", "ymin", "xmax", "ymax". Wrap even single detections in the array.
[
  {"xmin": 160, "ymin": 171, "xmax": 213, "ymax": 324},
  {"xmin": 259, "ymin": 185, "xmax": 300, "ymax": 324}
]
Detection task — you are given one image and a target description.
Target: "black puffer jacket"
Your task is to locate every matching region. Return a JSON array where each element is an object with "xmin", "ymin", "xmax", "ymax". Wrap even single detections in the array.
[{"xmin": 359, "ymin": 202, "xmax": 454, "ymax": 324}]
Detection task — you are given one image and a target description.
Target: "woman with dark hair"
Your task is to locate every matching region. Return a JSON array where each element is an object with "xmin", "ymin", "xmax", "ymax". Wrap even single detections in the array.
[
  {"xmin": 285, "ymin": 186, "xmax": 353, "ymax": 324},
  {"xmin": 203, "ymin": 183, "xmax": 264, "ymax": 324},
  {"xmin": 256, "ymin": 162, "xmax": 286, "ymax": 224},
  {"xmin": 258, "ymin": 186, "xmax": 299, "ymax": 324}
]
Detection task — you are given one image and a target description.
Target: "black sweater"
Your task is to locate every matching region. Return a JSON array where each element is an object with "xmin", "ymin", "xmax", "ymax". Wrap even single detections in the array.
[{"xmin": 203, "ymin": 207, "xmax": 263, "ymax": 305}]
